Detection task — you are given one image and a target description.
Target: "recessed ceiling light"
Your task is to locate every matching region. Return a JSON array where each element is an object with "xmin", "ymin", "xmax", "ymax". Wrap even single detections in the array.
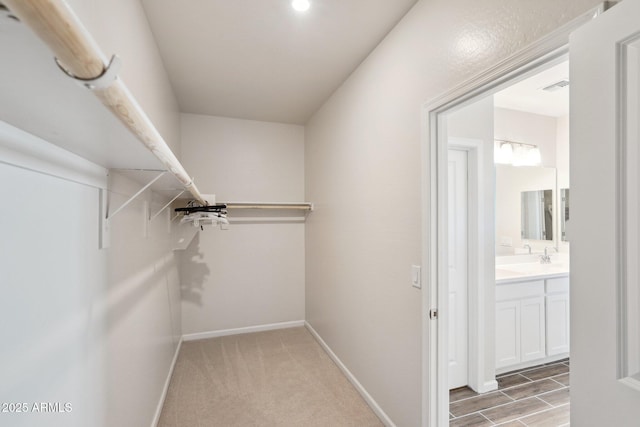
[{"xmin": 291, "ymin": 0, "xmax": 310, "ymax": 12}]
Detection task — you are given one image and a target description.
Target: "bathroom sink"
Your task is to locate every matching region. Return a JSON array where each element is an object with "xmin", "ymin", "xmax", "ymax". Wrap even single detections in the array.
[
  {"xmin": 495, "ymin": 261, "xmax": 570, "ymax": 282},
  {"xmin": 503, "ymin": 262, "xmax": 568, "ymax": 274}
]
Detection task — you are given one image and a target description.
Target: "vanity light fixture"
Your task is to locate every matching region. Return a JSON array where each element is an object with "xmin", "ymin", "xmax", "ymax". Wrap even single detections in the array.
[
  {"xmin": 494, "ymin": 140, "xmax": 542, "ymax": 166},
  {"xmin": 291, "ymin": 0, "xmax": 311, "ymax": 12}
]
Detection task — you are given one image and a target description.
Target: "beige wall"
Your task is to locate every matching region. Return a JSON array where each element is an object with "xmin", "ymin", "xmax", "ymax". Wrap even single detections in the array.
[
  {"xmin": 179, "ymin": 114, "xmax": 305, "ymax": 334},
  {"xmin": 305, "ymin": 0, "xmax": 601, "ymax": 425}
]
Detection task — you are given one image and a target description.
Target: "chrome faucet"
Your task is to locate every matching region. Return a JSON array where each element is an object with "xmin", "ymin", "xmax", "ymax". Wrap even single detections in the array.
[
  {"xmin": 540, "ymin": 247, "xmax": 552, "ymax": 264},
  {"xmin": 523, "ymin": 244, "xmax": 532, "ymax": 254}
]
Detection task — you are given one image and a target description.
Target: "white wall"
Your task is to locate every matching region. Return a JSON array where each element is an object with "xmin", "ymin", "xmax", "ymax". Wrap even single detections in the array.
[
  {"xmin": 0, "ymin": 147, "xmax": 106, "ymax": 427},
  {"xmin": 0, "ymin": 128, "xmax": 181, "ymax": 427},
  {"xmin": 179, "ymin": 114, "xmax": 305, "ymax": 334},
  {"xmin": 305, "ymin": 0, "xmax": 601, "ymax": 425}
]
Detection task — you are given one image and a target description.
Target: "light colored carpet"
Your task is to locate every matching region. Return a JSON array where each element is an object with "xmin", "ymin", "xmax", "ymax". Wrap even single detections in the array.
[{"xmin": 158, "ymin": 327, "xmax": 384, "ymax": 427}]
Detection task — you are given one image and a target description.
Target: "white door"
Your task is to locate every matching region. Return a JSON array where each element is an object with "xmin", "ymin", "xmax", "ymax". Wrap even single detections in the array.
[
  {"xmin": 571, "ymin": 0, "xmax": 640, "ymax": 424},
  {"xmin": 448, "ymin": 149, "xmax": 468, "ymax": 389}
]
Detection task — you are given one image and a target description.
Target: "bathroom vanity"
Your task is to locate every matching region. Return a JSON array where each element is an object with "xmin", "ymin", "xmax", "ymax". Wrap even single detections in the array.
[{"xmin": 495, "ymin": 256, "xmax": 570, "ymax": 373}]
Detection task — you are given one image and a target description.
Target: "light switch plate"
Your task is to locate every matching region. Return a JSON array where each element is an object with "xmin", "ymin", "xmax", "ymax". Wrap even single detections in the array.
[{"xmin": 411, "ymin": 265, "xmax": 421, "ymax": 289}]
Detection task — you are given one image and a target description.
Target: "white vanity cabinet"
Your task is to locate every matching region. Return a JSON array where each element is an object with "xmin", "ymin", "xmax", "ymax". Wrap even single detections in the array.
[
  {"xmin": 495, "ymin": 274, "xmax": 569, "ymax": 371},
  {"xmin": 496, "ymin": 280, "xmax": 547, "ymax": 369}
]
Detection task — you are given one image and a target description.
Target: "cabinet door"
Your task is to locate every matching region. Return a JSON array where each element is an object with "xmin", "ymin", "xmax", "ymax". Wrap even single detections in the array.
[
  {"xmin": 496, "ymin": 300, "xmax": 521, "ymax": 369},
  {"xmin": 546, "ymin": 293, "xmax": 570, "ymax": 355},
  {"xmin": 521, "ymin": 297, "xmax": 546, "ymax": 362}
]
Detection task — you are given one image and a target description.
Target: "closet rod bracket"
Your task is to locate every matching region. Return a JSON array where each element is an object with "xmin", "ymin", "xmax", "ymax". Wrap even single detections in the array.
[
  {"xmin": 107, "ymin": 171, "xmax": 165, "ymax": 220},
  {"xmin": 55, "ymin": 54, "xmax": 122, "ymax": 90}
]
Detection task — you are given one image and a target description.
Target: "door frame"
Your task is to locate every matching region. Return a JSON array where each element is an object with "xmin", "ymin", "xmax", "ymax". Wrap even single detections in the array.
[{"xmin": 420, "ymin": 4, "xmax": 610, "ymax": 426}]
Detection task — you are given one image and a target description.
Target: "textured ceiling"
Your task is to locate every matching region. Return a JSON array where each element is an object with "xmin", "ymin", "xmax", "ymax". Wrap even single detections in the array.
[{"xmin": 141, "ymin": 0, "xmax": 419, "ymax": 124}]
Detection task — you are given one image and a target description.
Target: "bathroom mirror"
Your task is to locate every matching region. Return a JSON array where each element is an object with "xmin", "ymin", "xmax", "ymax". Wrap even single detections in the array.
[
  {"xmin": 561, "ymin": 188, "xmax": 569, "ymax": 242},
  {"xmin": 495, "ymin": 165, "xmax": 557, "ymax": 254},
  {"xmin": 521, "ymin": 189, "xmax": 554, "ymax": 240}
]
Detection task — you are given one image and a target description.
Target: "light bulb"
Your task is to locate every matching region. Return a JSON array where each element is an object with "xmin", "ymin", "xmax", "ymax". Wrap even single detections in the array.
[
  {"xmin": 529, "ymin": 147, "xmax": 542, "ymax": 165},
  {"xmin": 291, "ymin": 0, "xmax": 310, "ymax": 12},
  {"xmin": 494, "ymin": 142, "xmax": 513, "ymax": 164}
]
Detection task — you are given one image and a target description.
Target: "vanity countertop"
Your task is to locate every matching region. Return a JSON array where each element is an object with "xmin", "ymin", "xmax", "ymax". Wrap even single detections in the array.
[{"xmin": 496, "ymin": 255, "xmax": 569, "ymax": 284}]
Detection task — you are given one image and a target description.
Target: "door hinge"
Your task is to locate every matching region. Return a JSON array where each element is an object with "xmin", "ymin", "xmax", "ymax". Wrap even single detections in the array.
[{"xmin": 429, "ymin": 309, "xmax": 438, "ymax": 320}]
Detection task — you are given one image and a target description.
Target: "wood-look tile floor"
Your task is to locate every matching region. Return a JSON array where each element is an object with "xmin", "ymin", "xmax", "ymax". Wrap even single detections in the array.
[{"xmin": 450, "ymin": 359, "xmax": 570, "ymax": 426}]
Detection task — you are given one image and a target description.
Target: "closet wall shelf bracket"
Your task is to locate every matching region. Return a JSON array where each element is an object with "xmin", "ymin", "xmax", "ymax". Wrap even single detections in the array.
[
  {"xmin": 150, "ymin": 190, "xmax": 185, "ymax": 222},
  {"xmin": 106, "ymin": 171, "xmax": 165, "ymax": 220},
  {"xmin": 55, "ymin": 54, "xmax": 121, "ymax": 90}
]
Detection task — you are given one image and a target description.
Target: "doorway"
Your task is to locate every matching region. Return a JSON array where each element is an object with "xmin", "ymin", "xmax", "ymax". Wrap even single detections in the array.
[
  {"xmin": 445, "ymin": 58, "xmax": 571, "ymax": 425},
  {"xmin": 421, "ymin": 7, "xmax": 603, "ymax": 423},
  {"xmin": 423, "ymin": 2, "xmax": 640, "ymax": 426},
  {"xmin": 443, "ymin": 54, "xmax": 572, "ymax": 386}
]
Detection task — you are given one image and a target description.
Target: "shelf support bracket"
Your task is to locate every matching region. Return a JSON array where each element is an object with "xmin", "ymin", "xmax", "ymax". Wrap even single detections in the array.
[
  {"xmin": 106, "ymin": 171, "xmax": 165, "ymax": 220},
  {"xmin": 150, "ymin": 190, "xmax": 185, "ymax": 222}
]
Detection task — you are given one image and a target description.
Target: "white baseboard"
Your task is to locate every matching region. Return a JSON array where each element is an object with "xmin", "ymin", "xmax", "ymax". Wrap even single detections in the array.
[
  {"xmin": 182, "ymin": 320, "xmax": 306, "ymax": 342},
  {"xmin": 304, "ymin": 322, "xmax": 396, "ymax": 427},
  {"xmin": 496, "ymin": 353, "xmax": 569, "ymax": 376},
  {"xmin": 152, "ymin": 336, "xmax": 183, "ymax": 427}
]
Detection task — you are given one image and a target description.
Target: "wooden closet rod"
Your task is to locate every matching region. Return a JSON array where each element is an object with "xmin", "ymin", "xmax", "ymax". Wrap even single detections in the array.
[
  {"xmin": 3, "ymin": 0, "xmax": 208, "ymax": 205},
  {"xmin": 224, "ymin": 202, "xmax": 313, "ymax": 210}
]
